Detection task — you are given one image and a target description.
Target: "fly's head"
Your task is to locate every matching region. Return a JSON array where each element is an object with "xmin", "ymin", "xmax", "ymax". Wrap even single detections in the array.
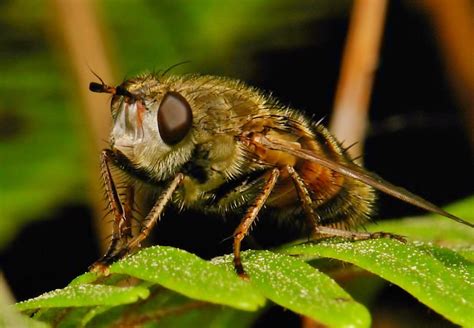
[
  {"xmin": 90, "ymin": 73, "xmax": 248, "ymax": 182},
  {"xmin": 91, "ymin": 74, "xmax": 198, "ymax": 181}
]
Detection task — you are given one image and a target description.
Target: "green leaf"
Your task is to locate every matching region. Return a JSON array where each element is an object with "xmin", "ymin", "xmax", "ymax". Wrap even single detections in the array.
[
  {"xmin": 68, "ymin": 272, "xmax": 100, "ymax": 286},
  {"xmin": 87, "ymin": 286, "xmax": 259, "ymax": 328},
  {"xmin": 443, "ymin": 195, "xmax": 474, "ymax": 220},
  {"xmin": 18, "ymin": 197, "xmax": 474, "ymax": 326},
  {"xmin": 15, "ymin": 284, "xmax": 149, "ymax": 311},
  {"xmin": 457, "ymin": 247, "xmax": 474, "ymax": 262},
  {"xmin": 367, "ymin": 217, "xmax": 474, "ymax": 247},
  {"xmin": 109, "ymin": 246, "xmax": 265, "ymax": 311},
  {"xmin": 281, "ymin": 239, "xmax": 474, "ymax": 327},
  {"xmin": 213, "ymin": 251, "xmax": 371, "ymax": 328},
  {"xmin": 35, "ymin": 307, "xmax": 94, "ymax": 328},
  {"xmin": 366, "ymin": 196, "xmax": 474, "ymax": 247}
]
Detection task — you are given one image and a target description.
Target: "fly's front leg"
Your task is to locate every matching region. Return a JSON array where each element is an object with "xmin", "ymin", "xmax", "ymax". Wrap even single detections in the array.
[
  {"xmin": 124, "ymin": 173, "xmax": 184, "ymax": 251},
  {"xmin": 286, "ymin": 165, "xmax": 405, "ymax": 243},
  {"xmin": 94, "ymin": 173, "xmax": 185, "ymax": 270},
  {"xmin": 90, "ymin": 150, "xmax": 133, "ymax": 273},
  {"xmin": 120, "ymin": 185, "xmax": 134, "ymax": 240},
  {"xmin": 233, "ymin": 168, "xmax": 280, "ymax": 277}
]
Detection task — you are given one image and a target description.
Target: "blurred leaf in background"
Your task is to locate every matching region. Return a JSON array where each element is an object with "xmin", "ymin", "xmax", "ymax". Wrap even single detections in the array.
[
  {"xmin": 0, "ymin": 0, "xmax": 87, "ymax": 249},
  {"xmin": 101, "ymin": 0, "xmax": 350, "ymax": 77}
]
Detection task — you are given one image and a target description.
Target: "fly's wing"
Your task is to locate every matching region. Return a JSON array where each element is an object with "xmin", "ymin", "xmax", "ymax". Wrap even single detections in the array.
[{"xmin": 255, "ymin": 135, "xmax": 473, "ymax": 228}]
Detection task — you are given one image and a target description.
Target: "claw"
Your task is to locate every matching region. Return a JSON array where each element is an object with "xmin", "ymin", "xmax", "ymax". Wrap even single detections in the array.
[{"xmin": 89, "ymin": 261, "xmax": 111, "ymax": 276}]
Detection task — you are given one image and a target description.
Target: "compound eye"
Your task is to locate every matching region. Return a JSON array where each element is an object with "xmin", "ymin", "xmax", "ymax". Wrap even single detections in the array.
[{"xmin": 157, "ymin": 91, "xmax": 193, "ymax": 145}]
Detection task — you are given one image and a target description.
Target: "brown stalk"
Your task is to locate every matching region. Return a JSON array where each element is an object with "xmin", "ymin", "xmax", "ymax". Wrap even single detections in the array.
[
  {"xmin": 50, "ymin": 0, "xmax": 117, "ymax": 252},
  {"xmin": 0, "ymin": 273, "xmax": 25, "ymax": 327},
  {"xmin": 420, "ymin": 0, "xmax": 474, "ymax": 154},
  {"xmin": 329, "ymin": 0, "xmax": 388, "ymax": 163},
  {"xmin": 302, "ymin": 0, "xmax": 388, "ymax": 326}
]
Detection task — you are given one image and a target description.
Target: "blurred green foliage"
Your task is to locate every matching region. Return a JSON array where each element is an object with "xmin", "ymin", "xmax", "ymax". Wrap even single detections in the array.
[
  {"xmin": 0, "ymin": 0, "xmax": 86, "ymax": 248},
  {"xmin": 101, "ymin": 0, "xmax": 349, "ymax": 76}
]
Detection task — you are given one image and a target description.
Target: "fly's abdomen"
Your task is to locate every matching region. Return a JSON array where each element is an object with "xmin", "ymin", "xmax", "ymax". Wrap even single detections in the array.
[{"xmin": 267, "ymin": 125, "xmax": 376, "ymax": 228}]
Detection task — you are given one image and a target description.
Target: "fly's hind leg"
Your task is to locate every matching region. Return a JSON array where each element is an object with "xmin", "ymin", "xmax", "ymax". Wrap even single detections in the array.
[
  {"xmin": 311, "ymin": 226, "xmax": 406, "ymax": 243},
  {"xmin": 285, "ymin": 165, "xmax": 405, "ymax": 243},
  {"xmin": 90, "ymin": 149, "xmax": 134, "ymax": 273},
  {"xmin": 233, "ymin": 168, "xmax": 280, "ymax": 277},
  {"xmin": 285, "ymin": 165, "xmax": 321, "ymax": 234}
]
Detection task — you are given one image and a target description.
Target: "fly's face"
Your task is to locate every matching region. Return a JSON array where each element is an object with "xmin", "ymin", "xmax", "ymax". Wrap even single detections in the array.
[{"xmin": 107, "ymin": 76, "xmax": 196, "ymax": 181}]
